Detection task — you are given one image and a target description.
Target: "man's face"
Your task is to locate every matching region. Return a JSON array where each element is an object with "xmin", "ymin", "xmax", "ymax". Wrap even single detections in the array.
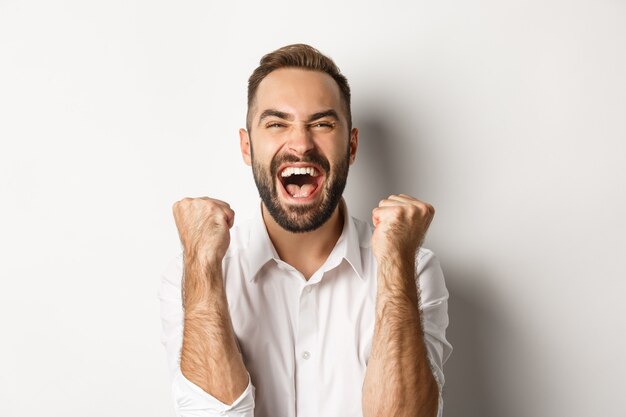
[{"xmin": 240, "ymin": 68, "xmax": 358, "ymax": 233}]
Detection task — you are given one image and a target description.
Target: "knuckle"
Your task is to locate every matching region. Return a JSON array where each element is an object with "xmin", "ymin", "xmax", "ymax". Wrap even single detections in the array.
[
  {"xmin": 415, "ymin": 202, "xmax": 427, "ymax": 211},
  {"xmin": 178, "ymin": 198, "xmax": 191, "ymax": 209},
  {"xmin": 405, "ymin": 205, "xmax": 418, "ymax": 217},
  {"xmin": 390, "ymin": 206, "xmax": 402, "ymax": 216},
  {"xmin": 173, "ymin": 198, "xmax": 190, "ymax": 211}
]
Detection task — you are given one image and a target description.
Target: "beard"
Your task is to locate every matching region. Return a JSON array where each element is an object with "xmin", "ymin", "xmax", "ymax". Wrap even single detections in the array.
[{"xmin": 251, "ymin": 145, "xmax": 349, "ymax": 233}]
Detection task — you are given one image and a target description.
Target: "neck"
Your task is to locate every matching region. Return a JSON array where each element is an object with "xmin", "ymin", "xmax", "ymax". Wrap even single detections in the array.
[{"xmin": 261, "ymin": 200, "xmax": 345, "ymax": 280}]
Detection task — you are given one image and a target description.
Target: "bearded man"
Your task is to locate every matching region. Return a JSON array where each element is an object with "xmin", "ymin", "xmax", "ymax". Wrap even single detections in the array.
[{"xmin": 160, "ymin": 44, "xmax": 452, "ymax": 417}]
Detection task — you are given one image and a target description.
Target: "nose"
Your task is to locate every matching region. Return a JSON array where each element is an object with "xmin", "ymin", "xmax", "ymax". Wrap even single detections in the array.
[{"xmin": 287, "ymin": 124, "xmax": 315, "ymax": 155}]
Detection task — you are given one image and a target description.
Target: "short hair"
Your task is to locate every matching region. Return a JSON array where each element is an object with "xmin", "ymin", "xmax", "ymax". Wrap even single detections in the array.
[{"xmin": 246, "ymin": 43, "xmax": 352, "ymax": 133}]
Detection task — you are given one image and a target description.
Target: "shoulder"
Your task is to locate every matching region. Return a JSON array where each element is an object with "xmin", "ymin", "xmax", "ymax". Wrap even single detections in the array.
[
  {"xmin": 414, "ymin": 247, "xmax": 448, "ymax": 298},
  {"xmin": 351, "ymin": 215, "xmax": 373, "ymax": 249},
  {"xmin": 416, "ymin": 247, "xmax": 442, "ymax": 276},
  {"xmin": 159, "ymin": 250, "xmax": 184, "ymax": 291},
  {"xmin": 417, "ymin": 246, "xmax": 436, "ymax": 264},
  {"xmin": 223, "ymin": 218, "xmax": 253, "ymax": 261}
]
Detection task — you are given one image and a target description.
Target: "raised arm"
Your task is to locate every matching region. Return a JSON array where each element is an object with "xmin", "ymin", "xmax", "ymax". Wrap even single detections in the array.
[
  {"xmin": 362, "ymin": 194, "xmax": 440, "ymax": 417},
  {"xmin": 173, "ymin": 197, "xmax": 249, "ymax": 405}
]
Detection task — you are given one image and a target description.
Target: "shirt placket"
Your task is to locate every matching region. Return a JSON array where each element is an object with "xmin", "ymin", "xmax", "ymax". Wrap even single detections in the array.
[{"xmin": 295, "ymin": 282, "xmax": 318, "ymax": 417}]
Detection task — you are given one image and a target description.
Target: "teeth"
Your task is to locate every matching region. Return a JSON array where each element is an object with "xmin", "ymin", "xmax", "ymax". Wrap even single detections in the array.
[{"xmin": 280, "ymin": 166, "xmax": 320, "ymax": 177}]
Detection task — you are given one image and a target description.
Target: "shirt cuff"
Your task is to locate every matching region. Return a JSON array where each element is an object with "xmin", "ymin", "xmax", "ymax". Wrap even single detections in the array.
[{"xmin": 172, "ymin": 368, "xmax": 255, "ymax": 416}]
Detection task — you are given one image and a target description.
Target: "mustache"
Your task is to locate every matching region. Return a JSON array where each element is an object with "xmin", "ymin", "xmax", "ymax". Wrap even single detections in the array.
[{"xmin": 270, "ymin": 152, "xmax": 331, "ymax": 177}]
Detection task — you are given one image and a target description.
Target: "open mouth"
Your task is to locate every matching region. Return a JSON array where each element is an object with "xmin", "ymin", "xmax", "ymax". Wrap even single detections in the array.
[{"xmin": 277, "ymin": 165, "xmax": 325, "ymax": 201}]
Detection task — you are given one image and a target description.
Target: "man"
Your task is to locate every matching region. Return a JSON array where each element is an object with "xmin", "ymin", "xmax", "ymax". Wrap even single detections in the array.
[{"xmin": 159, "ymin": 44, "xmax": 452, "ymax": 417}]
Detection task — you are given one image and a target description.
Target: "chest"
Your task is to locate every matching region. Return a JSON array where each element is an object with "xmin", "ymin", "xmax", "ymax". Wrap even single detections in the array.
[{"xmin": 224, "ymin": 261, "xmax": 377, "ymax": 417}]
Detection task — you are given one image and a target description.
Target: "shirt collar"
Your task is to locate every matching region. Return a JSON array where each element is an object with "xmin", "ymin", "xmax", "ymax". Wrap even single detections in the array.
[{"xmin": 246, "ymin": 198, "xmax": 365, "ymax": 282}]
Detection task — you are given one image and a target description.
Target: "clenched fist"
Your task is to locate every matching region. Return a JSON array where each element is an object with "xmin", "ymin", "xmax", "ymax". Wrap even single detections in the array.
[
  {"xmin": 371, "ymin": 194, "xmax": 435, "ymax": 262},
  {"xmin": 172, "ymin": 197, "xmax": 235, "ymax": 265}
]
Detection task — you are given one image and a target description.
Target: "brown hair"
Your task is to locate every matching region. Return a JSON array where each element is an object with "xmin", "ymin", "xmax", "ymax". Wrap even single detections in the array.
[{"xmin": 246, "ymin": 43, "xmax": 352, "ymax": 132}]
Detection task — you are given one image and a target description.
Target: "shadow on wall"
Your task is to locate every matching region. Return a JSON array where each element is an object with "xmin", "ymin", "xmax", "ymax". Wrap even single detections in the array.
[
  {"xmin": 349, "ymin": 106, "xmax": 509, "ymax": 417},
  {"xmin": 345, "ymin": 109, "xmax": 402, "ymax": 221},
  {"xmin": 442, "ymin": 263, "xmax": 503, "ymax": 417}
]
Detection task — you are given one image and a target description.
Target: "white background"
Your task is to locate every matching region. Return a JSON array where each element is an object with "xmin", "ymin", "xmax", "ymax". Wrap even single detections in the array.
[{"xmin": 1, "ymin": 1, "xmax": 625, "ymax": 416}]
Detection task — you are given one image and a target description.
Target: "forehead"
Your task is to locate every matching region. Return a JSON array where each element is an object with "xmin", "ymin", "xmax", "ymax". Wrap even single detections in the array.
[{"xmin": 253, "ymin": 68, "xmax": 344, "ymax": 118}]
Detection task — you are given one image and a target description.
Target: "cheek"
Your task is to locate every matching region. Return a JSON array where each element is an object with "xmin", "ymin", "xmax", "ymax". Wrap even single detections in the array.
[
  {"xmin": 250, "ymin": 143, "xmax": 275, "ymax": 166},
  {"xmin": 327, "ymin": 144, "xmax": 350, "ymax": 166},
  {"xmin": 253, "ymin": 135, "xmax": 284, "ymax": 159}
]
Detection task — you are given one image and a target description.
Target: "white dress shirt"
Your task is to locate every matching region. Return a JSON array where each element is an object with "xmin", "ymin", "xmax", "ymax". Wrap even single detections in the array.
[{"xmin": 159, "ymin": 199, "xmax": 452, "ymax": 417}]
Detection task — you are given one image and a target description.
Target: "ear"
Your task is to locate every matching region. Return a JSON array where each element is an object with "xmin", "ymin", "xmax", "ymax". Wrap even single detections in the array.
[
  {"xmin": 239, "ymin": 128, "xmax": 252, "ymax": 166},
  {"xmin": 348, "ymin": 127, "xmax": 359, "ymax": 165}
]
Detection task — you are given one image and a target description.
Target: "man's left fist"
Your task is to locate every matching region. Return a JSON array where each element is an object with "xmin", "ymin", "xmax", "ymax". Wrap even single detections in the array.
[{"xmin": 371, "ymin": 194, "xmax": 435, "ymax": 262}]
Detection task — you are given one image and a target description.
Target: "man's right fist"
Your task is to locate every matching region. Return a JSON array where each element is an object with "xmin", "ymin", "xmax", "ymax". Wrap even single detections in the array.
[{"xmin": 172, "ymin": 197, "xmax": 235, "ymax": 264}]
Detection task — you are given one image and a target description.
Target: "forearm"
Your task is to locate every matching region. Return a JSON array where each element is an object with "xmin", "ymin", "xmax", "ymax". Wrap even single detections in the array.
[
  {"xmin": 180, "ymin": 256, "xmax": 249, "ymax": 405},
  {"xmin": 362, "ymin": 257, "xmax": 439, "ymax": 417}
]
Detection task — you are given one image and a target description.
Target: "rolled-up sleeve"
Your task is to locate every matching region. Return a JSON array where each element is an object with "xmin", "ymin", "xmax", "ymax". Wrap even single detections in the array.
[
  {"xmin": 415, "ymin": 249, "xmax": 453, "ymax": 417},
  {"xmin": 158, "ymin": 253, "xmax": 256, "ymax": 417},
  {"xmin": 172, "ymin": 369, "xmax": 255, "ymax": 417}
]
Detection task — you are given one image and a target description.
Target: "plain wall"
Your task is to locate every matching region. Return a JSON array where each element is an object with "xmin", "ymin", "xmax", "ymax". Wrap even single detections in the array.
[{"xmin": 1, "ymin": 1, "xmax": 625, "ymax": 416}]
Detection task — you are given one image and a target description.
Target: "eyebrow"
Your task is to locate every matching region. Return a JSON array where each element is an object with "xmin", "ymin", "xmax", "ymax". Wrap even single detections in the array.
[
  {"xmin": 257, "ymin": 109, "xmax": 340, "ymax": 126},
  {"xmin": 307, "ymin": 109, "xmax": 339, "ymax": 122},
  {"xmin": 258, "ymin": 109, "xmax": 293, "ymax": 125}
]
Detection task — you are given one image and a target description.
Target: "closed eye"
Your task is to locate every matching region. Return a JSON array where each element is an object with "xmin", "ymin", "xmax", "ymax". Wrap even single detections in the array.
[
  {"xmin": 266, "ymin": 122, "xmax": 286, "ymax": 128},
  {"xmin": 310, "ymin": 121, "xmax": 335, "ymax": 129}
]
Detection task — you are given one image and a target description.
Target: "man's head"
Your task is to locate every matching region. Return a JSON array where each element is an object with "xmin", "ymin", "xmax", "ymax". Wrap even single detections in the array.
[
  {"xmin": 246, "ymin": 44, "xmax": 352, "ymax": 133},
  {"xmin": 239, "ymin": 44, "xmax": 358, "ymax": 233}
]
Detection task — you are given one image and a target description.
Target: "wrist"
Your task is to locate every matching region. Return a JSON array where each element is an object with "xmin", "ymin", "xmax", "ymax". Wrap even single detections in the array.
[
  {"xmin": 375, "ymin": 249, "xmax": 415, "ymax": 271},
  {"xmin": 373, "ymin": 241, "xmax": 418, "ymax": 263},
  {"xmin": 376, "ymin": 256, "xmax": 418, "ymax": 293},
  {"xmin": 184, "ymin": 250, "xmax": 223, "ymax": 271},
  {"xmin": 182, "ymin": 255, "xmax": 225, "ymax": 309}
]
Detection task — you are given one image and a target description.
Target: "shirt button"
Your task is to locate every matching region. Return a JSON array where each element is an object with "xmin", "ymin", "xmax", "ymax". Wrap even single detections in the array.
[
  {"xmin": 304, "ymin": 286, "xmax": 312, "ymax": 294},
  {"xmin": 302, "ymin": 351, "xmax": 311, "ymax": 360}
]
